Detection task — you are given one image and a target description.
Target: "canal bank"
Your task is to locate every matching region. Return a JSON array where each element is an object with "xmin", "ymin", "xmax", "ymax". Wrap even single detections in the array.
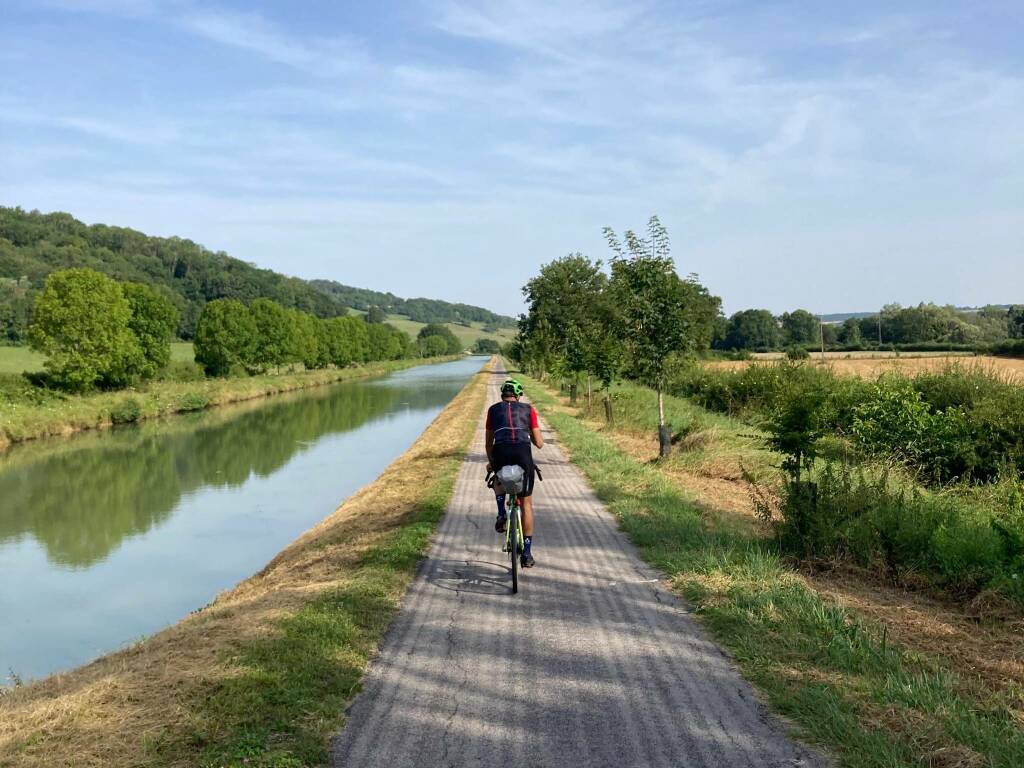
[
  {"xmin": 0, "ymin": 354, "xmax": 461, "ymax": 450},
  {"xmin": 0, "ymin": 358, "xmax": 491, "ymax": 767}
]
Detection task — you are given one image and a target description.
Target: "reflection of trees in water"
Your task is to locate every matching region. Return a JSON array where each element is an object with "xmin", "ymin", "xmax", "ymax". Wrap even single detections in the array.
[{"xmin": 0, "ymin": 378, "xmax": 460, "ymax": 568}]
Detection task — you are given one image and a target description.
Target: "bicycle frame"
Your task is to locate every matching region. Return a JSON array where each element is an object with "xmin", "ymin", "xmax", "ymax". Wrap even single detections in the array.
[
  {"xmin": 503, "ymin": 494, "xmax": 525, "ymax": 594},
  {"xmin": 503, "ymin": 495, "xmax": 525, "ymax": 555}
]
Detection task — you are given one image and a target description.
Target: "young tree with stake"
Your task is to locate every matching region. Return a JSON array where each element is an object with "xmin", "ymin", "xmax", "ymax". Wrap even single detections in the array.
[{"xmin": 604, "ymin": 216, "xmax": 720, "ymax": 457}]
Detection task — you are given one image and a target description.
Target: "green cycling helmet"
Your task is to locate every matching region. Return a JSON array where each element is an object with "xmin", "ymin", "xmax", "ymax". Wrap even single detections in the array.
[{"xmin": 501, "ymin": 378, "xmax": 524, "ymax": 397}]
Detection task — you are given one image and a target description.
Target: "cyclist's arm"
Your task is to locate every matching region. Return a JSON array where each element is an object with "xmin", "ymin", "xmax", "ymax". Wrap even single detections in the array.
[
  {"xmin": 485, "ymin": 430, "xmax": 495, "ymax": 467},
  {"xmin": 529, "ymin": 407, "xmax": 544, "ymax": 449}
]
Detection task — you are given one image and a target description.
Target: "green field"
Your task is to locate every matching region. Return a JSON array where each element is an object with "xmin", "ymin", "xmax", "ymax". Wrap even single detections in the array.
[
  {"xmin": 170, "ymin": 341, "xmax": 195, "ymax": 363},
  {"xmin": 0, "ymin": 342, "xmax": 195, "ymax": 375},
  {"xmin": 348, "ymin": 310, "xmax": 517, "ymax": 348},
  {"xmin": 0, "ymin": 346, "xmax": 45, "ymax": 374}
]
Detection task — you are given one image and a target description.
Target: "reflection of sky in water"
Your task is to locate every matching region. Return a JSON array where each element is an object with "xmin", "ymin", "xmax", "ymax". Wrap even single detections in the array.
[{"xmin": 0, "ymin": 357, "xmax": 483, "ymax": 682}]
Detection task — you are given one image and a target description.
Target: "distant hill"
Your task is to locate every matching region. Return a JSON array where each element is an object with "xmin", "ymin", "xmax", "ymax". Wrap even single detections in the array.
[
  {"xmin": 817, "ymin": 311, "xmax": 877, "ymax": 323},
  {"xmin": 310, "ymin": 280, "xmax": 516, "ymax": 328},
  {"xmin": 819, "ymin": 305, "xmax": 1015, "ymax": 324},
  {"xmin": 0, "ymin": 207, "xmax": 513, "ymax": 342}
]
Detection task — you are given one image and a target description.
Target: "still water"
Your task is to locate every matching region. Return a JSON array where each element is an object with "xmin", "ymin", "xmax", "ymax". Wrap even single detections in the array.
[{"xmin": 0, "ymin": 357, "xmax": 483, "ymax": 682}]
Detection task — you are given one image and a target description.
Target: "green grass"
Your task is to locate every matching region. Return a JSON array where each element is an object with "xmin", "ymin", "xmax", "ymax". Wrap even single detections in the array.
[
  {"xmin": 0, "ymin": 346, "xmax": 45, "ymax": 374},
  {"xmin": 0, "ymin": 342, "xmax": 193, "ymax": 374},
  {"xmin": 170, "ymin": 341, "xmax": 195, "ymax": 362},
  {"xmin": 146, "ymin": 389, "xmax": 474, "ymax": 767},
  {"xmin": 523, "ymin": 374, "xmax": 1024, "ymax": 768}
]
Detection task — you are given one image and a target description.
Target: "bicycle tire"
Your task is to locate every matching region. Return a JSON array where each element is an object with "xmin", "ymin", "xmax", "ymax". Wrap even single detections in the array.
[{"xmin": 509, "ymin": 501, "xmax": 519, "ymax": 594}]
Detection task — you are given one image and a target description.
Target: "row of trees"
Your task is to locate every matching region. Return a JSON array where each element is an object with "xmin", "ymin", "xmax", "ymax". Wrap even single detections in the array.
[
  {"xmin": 513, "ymin": 216, "xmax": 720, "ymax": 457},
  {"xmin": 192, "ymin": 296, "xmax": 411, "ymax": 376},
  {"xmin": 192, "ymin": 298, "xmax": 416, "ymax": 376},
  {"xmin": 24, "ymin": 268, "xmax": 458, "ymax": 391},
  {"xmin": 717, "ymin": 303, "xmax": 1024, "ymax": 352}
]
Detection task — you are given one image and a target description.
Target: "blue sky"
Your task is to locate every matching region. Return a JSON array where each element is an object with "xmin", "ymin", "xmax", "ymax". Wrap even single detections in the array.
[{"xmin": 2, "ymin": 0, "xmax": 1021, "ymax": 316}]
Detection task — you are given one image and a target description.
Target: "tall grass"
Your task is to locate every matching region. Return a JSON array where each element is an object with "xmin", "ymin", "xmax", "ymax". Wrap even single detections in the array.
[{"xmin": 670, "ymin": 360, "xmax": 1024, "ymax": 484}]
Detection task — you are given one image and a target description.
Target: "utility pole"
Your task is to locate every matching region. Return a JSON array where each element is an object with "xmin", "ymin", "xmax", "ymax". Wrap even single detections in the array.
[{"xmin": 820, "ymin": 320, "xmax": 826, "ymax": 360}]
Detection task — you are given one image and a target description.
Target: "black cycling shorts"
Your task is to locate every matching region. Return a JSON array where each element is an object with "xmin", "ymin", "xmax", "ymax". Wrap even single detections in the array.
[{"xmin": 492, "ymin": 442, "xmax": 536, "ymax": 497}]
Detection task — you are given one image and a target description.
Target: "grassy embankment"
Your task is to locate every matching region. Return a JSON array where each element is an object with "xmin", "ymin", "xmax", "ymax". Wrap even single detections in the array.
[
  {"xmin": 0, "ymin": 358, "xmax": 492, "ymax": 767},
  {"xmin": 521, "ymin": 373, "xmax": 1024, "ymax": 768},
  {"xmin": 0, "ymin": 353, "xmax": 462, "ymax": 449}
]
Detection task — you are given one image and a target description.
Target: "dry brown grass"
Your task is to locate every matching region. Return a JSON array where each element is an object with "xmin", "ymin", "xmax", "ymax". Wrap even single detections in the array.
[
  {"xmin": 706, "ymin": 355, "xmax": 1024, "ymax": 380},
  {"xmin": 0, "ymin": 361, "xmax": 492, "ymax": 768}
]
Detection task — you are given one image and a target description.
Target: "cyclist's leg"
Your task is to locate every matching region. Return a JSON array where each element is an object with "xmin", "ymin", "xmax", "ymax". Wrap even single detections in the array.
[
  {"xmin": 519, "ymin": 448, "xmax": 537, "ymax": 565},
  {"xmin": 521, "ymin": 495, "xmax": 534, "ymax": 536}
]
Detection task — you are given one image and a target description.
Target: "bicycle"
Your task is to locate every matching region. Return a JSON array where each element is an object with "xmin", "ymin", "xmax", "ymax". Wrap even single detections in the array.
[{"xmin": 488, "ymin": 464, "xmax": 527, "ymax": 594}]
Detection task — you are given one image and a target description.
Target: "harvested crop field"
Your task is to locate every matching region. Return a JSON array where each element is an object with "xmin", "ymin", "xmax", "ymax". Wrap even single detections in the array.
[{"xmin": 707, "ymin": 354, "xmax": 1024, "ymax": 380}]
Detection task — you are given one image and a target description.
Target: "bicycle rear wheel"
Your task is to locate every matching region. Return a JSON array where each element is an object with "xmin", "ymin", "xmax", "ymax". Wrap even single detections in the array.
[{"xmin": 509, "ymin": 501, "xmax": 519, "ymax": 594}]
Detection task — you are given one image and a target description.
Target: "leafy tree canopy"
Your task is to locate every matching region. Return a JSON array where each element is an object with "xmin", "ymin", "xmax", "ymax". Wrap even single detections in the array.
[{"xmin": 28, "ymin": 268, "xmax": 141, "ymax": 391}]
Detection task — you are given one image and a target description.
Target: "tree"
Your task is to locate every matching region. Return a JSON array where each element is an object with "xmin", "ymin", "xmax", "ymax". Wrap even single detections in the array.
[
  {"xmin": 0, "ymin": 273, "xmax": 33, "ymax": 343},
  {"xmin": 472, "ymin": 338, "xmax": 501, "ymax": 354},
  {"xmin": 320, "ymin": 316, "xmax": 367, "ymax": 367},
  {"xmin": 605, "ymin": 216, "xmax": 720, "ymax": 457},
  {"xmin": 122, "ymin": 283, "xmax": 179, "ymax": 380},
  {"xmin": 365, "ymin": 305, "xmax": 387, "ymax": 324},
  {"xmin": 248, "ymin": 298, "xmax": 294, "ymax": 373},
  {"xmin": 193, "ymin": 298, "xmax": 257, "ymax": 377},
  {"xmin": 417, "ymin": 323, "xmax": 462, "ymax": 355},
  {"xmin": 1009, "ymin": 306, "xmax": 1024, "ymax": 339},
  {"xmin": 724, "ymin": 309, "xmax": 780, "ymax": 351},
  {"xmin": 288, "ymin": 309, "xmax": 320, "ymax": 369},
  {"xmin": 837, "ymin": 318, "xmax": 863, "ymax": 346},
  {"xmin": 366, "ymin": 322, "xmax": 408, "ymax": 361},
  {"xmin": 422, "ymin": 335, "xmax": 449, "ymax": 357},
  {"xmin": 28, "ymin": 268, "xmax": 141, "ymax": 392},
  {"xmin": 780, "ymin": 309, "xmax": 819, "ymax": 346},
  {"xmin": 520, "ymin": 253, "xmax": 608, "ymax": 404}
]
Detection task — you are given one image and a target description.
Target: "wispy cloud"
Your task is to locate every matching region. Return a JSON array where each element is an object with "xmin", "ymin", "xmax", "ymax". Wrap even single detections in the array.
[{"xmin": 181, "ymin": 9, "xmax": 368, "ymax": 77}]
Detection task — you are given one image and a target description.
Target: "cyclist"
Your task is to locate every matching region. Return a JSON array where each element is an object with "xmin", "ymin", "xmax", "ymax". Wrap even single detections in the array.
[{"xmin": 486, "ymin": 377, "xmax": 544, "ymax": 567}]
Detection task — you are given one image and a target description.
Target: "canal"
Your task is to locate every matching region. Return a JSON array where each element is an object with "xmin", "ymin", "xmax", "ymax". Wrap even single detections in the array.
[{"xmin": 0, "ymin": 357, "xmax": 484, "ymax": 682}]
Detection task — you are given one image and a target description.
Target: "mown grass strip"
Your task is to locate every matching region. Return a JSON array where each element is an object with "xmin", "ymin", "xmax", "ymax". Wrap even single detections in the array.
[{"xmin": 523, "ymin": 375, "xmax": 1024, "ymax": 768}]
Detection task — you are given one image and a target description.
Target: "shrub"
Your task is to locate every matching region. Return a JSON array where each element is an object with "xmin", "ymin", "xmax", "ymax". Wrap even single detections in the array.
[
  {"xmin": 990, "ymin": 338, "xmax": 1024, "ymax": 357},
  {"xmin": 178, "ymin": 392, "xmax": 209, "ymax": 412},
  {"xmin": 162, "ymin": 360, "xmax": 205, "ymax": 382},
  {"xmin": 851, "ymin": 377, "xmax": 978, "ymax": 482},
  {"xmin": 765, "ymin": 462, "xmax": 1022, "ymax": 601},
  {"xmin": 785, "ymin": 345, "xmax": 810, "ymax": 361},
  {"xmin": 110, "ymin": 397, "xmax": 142, "ymax": 424}
]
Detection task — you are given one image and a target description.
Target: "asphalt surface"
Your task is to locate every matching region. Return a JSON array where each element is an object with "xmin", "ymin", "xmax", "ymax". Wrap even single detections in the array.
[{"xmin": 331, "ymin": 368, "xmax": 826, "ymax": 768}]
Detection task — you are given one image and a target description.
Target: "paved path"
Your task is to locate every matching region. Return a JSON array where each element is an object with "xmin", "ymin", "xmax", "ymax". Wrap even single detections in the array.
[{"xmin": 331, "ymin": 368, "xmax": 825, "ymax": 768}]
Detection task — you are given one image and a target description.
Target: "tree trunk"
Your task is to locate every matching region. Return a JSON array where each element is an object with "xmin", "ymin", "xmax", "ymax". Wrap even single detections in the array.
[
  {"xmin": 586, "ymin": 376, "xmax": 592, "ymax": 414},
  {"xmin": 657, "ymin": 386, "xmax": 671, "ymax": 458},
  {"xmin": 604, "ymin": 395, "xmax": 614, "ymax": 426},
  {"xmin": 569, "ymin": 381, "xmax": 578, "ymax": 406}
]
